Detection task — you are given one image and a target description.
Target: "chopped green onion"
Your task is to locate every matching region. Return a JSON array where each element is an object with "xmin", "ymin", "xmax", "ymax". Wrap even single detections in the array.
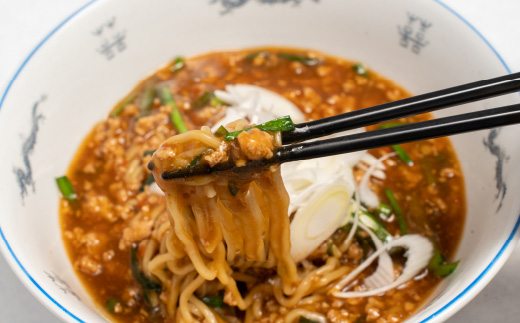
[
  {"xmin": 188, "ymin": 154, "xmax": 204, "ymax": 168},
  {"xmin": 130, "ymin": 246, "xmax": 162, "ymax": 293},
  {"xmin": 244, "ymin": 51, "xmax": 269, "ymax": 61},
  {"xmin": 384, "ymin": 188, "xmax": 407, "ymax": 235},
  {"xmin": 359, "ymin": 210, "xmax": 392, "ymax": 243},
  {"xmin": 327, "ymin": 243, "xmax": 334, "ymax": 256},
  {"xmin": 158, "ymin": 87, "xmax": 188, "ymax": 133},
  {"xmin": 352, "ymin": 63, "xmax": 368, "ymax": 77},
  {"xmin": 228, "ymin": 182, "xmax": 239, "ymax": 196},
  {"xmin": 200, "ymin": 294, "xmax": 225, "ymax": 307},
  {"xmin": 214, "ymin": 125, "xmax": 229, "ymax": 137},
  {"xmin": 392, "ymin": 144, "xmax": 413, "ymax": 165},
  {"xmin": 139, "ymin": 82, "xmax": 156, "ymax": 113},
  {"xmin": 378, "ymin": 122, "xmax": 406, "ymax": 129},
  {"xmin": 299, "ymin": 316, "xmax": 320, "ymax": 323},
  {"xmin": 224, "ymin": 115, "xmax": 295, "ymax": 141},
  {"xmin": 428, "ymin": 245, "xmax": 459, "ymax": 277},
  {"xmin": 105, "ymin": 298, "xmax": 119, "ymax": 313},
  {"xmin": 277, "ymin": 53, "xmax": 320, "ymax": 66},
  {"xmin": 378, "ymin": 203, "xmax": 393, "ymax": 220},
  {"xmin": 171, "ymin": 56, "xmax": 185, "ymax": 73},
  {"xmin": 56, "ymin": 176, "xmax": 77, "ymax": 201},
  {"xmin": 143, "ymin": 150, "xmax": 156, "ymax": 157},
  {"xmin": 111, "ymin": 93, "xmax": 137, "ymax": 118},
  {"xmin": 139, "ymin": 173, "xmax": 156, "ymax": 192}
]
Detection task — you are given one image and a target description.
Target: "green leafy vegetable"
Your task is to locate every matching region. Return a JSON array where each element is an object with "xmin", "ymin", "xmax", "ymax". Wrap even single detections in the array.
[
  {"xmin": 158, "ymin": 87, "xmax": 188, "ymax": 133},
  {"xmin": 277, "ymin": 53, "xmax": 320, "ymax": 66},
  {"xmin": 105, "ymin": 298, "xmax": 119, "ymax": 313},
  {"xmin": 384, "ymin": 188, "xmax": 408, "ymax": 235},
  {"xmin": 200, "ymin": 294, "xmax": 225, "ymax": 308},
  {"xmin": 223, "ymin": 115, "xmax": 295, "ymax": 141},
  {"xmin": 139, "ymin": 82, "xmax": 156, "ymax": 113},
  {"xmin": 130, "ymin": 246, "xmax": 162, "ymax": 293},
  {"xmin": 359, "ymin": 210, "xmax": 392, "ymax": 243},
  {"xmin": 139, "ymin": 173, "xmax": 156, "ymax": 192},
  {"xmin": 111, "ymin": 93, "xmax": 137, "ymax": 118},
  {"xmin": 379, "ymin": 122, "xmax": 406, "ymax": 129},
  {"xmin": 56, "ymin": 176, "xmax": 77, "ymax": 201},
  {"xmin": 352, "ymin": 63, "xmax": 368, "ymax": 77},
  {"xmin": 299, "ymin": 316, "xmax": 320, "ymax": 323},
  {"xmin": 143, "ymin": 150, "xmax": 156, "ymax": 157},
  {"xmin": 228, "ymin": 182, "xmax": 239, "ymax": 196},
  {"xmin": 214, "ymin": 125, "xmax": 229, "ymax": 137},
  {"xmin": 378, "ymin": 203, "xmax": 393, "ymax": 220},
  {"xmin": 391, "ymin": 144, "xmax": 413, "ymax": 165},
  {"xmin": 428, "ymin": 245, "xmax": 460, "ymax": 277},
  {"xmin": 171, "ymin": 56, "xmax": 185, "ymax": 73},
  {"xmin": 244, "ymin": 51, "xmax": 269, "ymax": 61}
]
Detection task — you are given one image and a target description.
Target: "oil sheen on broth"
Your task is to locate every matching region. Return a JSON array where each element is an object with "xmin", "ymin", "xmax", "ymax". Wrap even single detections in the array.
[{"xmin": 60, "ymin": 47, "xmax": 465, "ymax": 323}]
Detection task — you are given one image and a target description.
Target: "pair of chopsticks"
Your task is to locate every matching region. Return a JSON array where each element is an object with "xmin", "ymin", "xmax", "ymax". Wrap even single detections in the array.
[{"xmin": 162, "ymin": 72, "xmax": 520, "ymax": 179}]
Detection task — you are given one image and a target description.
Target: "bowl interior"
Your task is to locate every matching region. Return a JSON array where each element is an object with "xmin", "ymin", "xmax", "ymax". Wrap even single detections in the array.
[{"xmin": 0, "ymin": 0, "xmax": 519, "ymax": 322}]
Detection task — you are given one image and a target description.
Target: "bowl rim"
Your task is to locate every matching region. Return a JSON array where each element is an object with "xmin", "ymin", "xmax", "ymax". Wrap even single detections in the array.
[{"xmin": 0, "ymin": 0, "xmax": 517, "ymax": 322}]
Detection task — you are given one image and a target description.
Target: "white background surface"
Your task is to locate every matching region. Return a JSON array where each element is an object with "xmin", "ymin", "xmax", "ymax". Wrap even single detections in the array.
[{"xmin": 1, "ymin": 0, "xmax": 519, "ymax": 322}]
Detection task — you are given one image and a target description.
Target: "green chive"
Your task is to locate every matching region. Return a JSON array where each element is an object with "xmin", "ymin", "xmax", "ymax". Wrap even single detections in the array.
[
  {"xmin": 214, "ymin": 125, "xmax": 229, "ymax": 137},
  {"xmin": 56, "ymin": 176, "xmax": 77, "ymax": 201},
  {"xmin": 193, "ymin": 91, "xmax": 213, "ymax": 110},
  {"xmin": 352, "ymin": 63, "xmax": 368, "ymax": 77},
  {"xmin": 139, "ymin": 82, "xmax": 156, "ymax": 113},
  {"xmin": 277, "ymin": 53, "xmax": 320, "ymax": 66},
  {"xmin": 428, "ymin": 245, "xmax": 460, "ymax": 277},
  {"xmin": 171, "ymin": 56, "xmax": 185, "ymax": 73},
  {"xmin": 158, "ymin": 87, "xmax": 188, "ymax": 134},
  {"xmin": 130, "ymin": 246, "xmax": 162, "ymax": 293},
  {"xmin": 200, "ymin": 294, "xmax": 225, "ymax": 308},
  {"xmin": 105, "ymin": 298, "xmax": 119, "ymax": 313},
  {"xmin": 188, "ymin": 154, "xmax": 204, "ymax": 168},
  {"xmin": 392, "ymin": 144, "xmax": 413, "ymax": 165},
  {"xmin": 299, "ymin": 316, "xmax": 320, "ymax": 323},
  {"xmin": 193, "ymin": 91, "xmax": 227, "ymax": 110},
  {"xmin": 143, "ymin": 150, "xmax": 156, "ymax": 157},
  {"xmin": 244, "ymin": 51, "xmax": 269, "ymax": 61},
  {"xmin": 384, "ymin": 188, "xmax": 407, "ymax": 235},
  {"xmin": 378, "ymin": 203, "xmax": 393, "ymax": 220},
  {"xmin": 224, "ymin": 115, "xmax": 295, "ymax": 141},
  {"xmin": 359, "ymin": 210, "xmax": 392, "ymax": 243},
  {"xmin": 210, "ymin": 95, "xmax": 227, "ymax": 107},
  {"xmin": 379, "ymin": 122, "xmax": 406, "ymax": 129},
  {"xmin": 327, "ymin": 243, "xmax": 334, "ymax": 256},
  {"xmin": 139, "ymin": 173, "xmax": 155, "ymax": 192},
  {"xmin": 228, "ymin": 182, "xmax": 239, "ymax": 196},
  {"xmin": 111, "ymin": 93, "xmax": 137, "ymax": 118}
]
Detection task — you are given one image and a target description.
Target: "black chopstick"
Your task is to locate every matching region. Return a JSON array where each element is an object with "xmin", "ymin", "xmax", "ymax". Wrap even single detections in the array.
[
  {"xmin": 275, "ymin": 103, "xmax": 520, "ymax": 163},
  {"xmin": 161, "ymin": 103, "xmax": 520, "ymax": 179},
  {"xmin": 282, "ymin": 72, "xmax": 520, "ymax": 144}
]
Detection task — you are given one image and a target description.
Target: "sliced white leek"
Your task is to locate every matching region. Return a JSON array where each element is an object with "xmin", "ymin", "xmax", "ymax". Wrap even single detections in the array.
[
  {"xmin": 357, "ymin": 222, "xmax": 394, "ymax": 289},
  {"xmin": 290, "ymin": 183, "xmax": 352, "ymax": 263},
  {"xmin": 332, "ymin": 234, "xmax": 434, "ymax": 298}
]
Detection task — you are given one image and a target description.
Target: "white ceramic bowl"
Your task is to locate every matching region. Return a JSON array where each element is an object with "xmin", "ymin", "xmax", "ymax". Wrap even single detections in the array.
[{"xmin": 1, "ymin": 0, "xmax": 519, "ymax": 322}]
